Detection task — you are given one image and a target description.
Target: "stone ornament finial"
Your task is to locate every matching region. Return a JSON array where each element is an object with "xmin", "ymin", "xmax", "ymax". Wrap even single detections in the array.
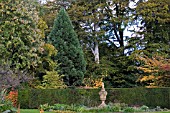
[
  {"xmin": 101, "ymin": 82, "xmax": 105, "ymax": 91},
  {"xmin": 98, "ymin": 82, "xmax": 107, "ymax": 108},
  {"xmin": 102, "ymin": 82, "xmax": 104, "ymax": 88}
]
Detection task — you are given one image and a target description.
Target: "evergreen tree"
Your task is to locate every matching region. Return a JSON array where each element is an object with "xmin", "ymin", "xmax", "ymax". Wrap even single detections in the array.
[
  {"xmin": 0, "ymin": 0, "xmax": 43, "ymax": 70},
  {"xmin": 132, "ymin": 0, "xmax": 170, "ymax": 55},
  {"xmin": 48, "ymin": 8, "xmax": 86, "ymax": 86}
]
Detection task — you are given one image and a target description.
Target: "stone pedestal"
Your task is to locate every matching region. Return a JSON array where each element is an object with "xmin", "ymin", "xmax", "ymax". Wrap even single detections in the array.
[{"xmin": 98, "ymin": 82, "xmax": 107, "ymax": 108}]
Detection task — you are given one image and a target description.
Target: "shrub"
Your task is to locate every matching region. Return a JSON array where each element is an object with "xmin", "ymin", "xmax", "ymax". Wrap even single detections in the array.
[
  {"xmin": 40, "ymin": 103, "xmax": 87, "ymax": 112},
  {"xmin": 18, "ymin": 88, "xmax": 100, "ymax": 109},
  {"xmin": 18, "ymin": 88, "xmax": 170, "ymax": 109},
  {"xmin": 37, "ymin": 71, "xmax": 66, "ymax": 89},
  {"xmin": 0, "ymin": 89, "xmax": 17, "ymax": 112},
  {"xmin": 123, "ymin": 107, "xmax": 135, "ymax": 112},
  {"xmin": 39, "ymin": 102, "xmax": 170, "ymax": 113},
  {"xmin": 140, "ymin": 105, "xmax": 149, "ymax": 111},
  {"xmin": 107, "ymin": 88, "xmax": 170, "ymax": 109},
  {"xmin": 39, "ymin": 103, "xmax": 52, "ymax": 111},
  {"xmin": 6, "ymin": 89, "xmax": 18, "ymax": 107},
  {"xmin": 52, "ymin": 104, "xmax": 70, "ymax": 111}
]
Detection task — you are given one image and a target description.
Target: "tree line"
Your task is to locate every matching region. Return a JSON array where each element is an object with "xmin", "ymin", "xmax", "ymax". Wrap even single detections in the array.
[{"xmin": 0, "ymin": 0, "xmax": 169, "ymax": 89}]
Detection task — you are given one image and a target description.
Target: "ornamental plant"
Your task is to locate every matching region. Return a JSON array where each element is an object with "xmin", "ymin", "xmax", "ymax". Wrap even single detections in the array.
[
  {"xmin": 6, "ymin": 89, "xmax": 18, "ymax": 107},
  {"xmin": 0, "ymin": 89, "xmax": 16, "ymax": 112}
]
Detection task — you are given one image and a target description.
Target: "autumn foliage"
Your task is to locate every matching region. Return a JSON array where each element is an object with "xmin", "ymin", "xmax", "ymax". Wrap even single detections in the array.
[
  {"xmin": 136, "ymin": 54, "xmax": 170, "ymax": 87},
  {"xmin": 6, "ymin": 89, "xmax": 18, "ymax": 107}
]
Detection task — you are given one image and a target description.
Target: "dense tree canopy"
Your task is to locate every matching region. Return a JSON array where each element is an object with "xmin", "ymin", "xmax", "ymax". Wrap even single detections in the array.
[
  {"xmin": 0, "ymin": 0, "xmax": 43, "ymax": 70},
  {"xmin": 130, "ymin": 0, "xmax": 170, "ymax": 55},
  {"xmin": 0, "ymin": 0, "xmax": 64, "ymax": 88},
  {"xmin": 67, "ymin": 0, "xmax": 138, "ymax": 87},
  {"xmin": 0, "ymin": 0, "xmax": 169, "ymax": 88},
  {"xmin": 129, "ymin": 0, "xmax": 170, "ymax": 87}
]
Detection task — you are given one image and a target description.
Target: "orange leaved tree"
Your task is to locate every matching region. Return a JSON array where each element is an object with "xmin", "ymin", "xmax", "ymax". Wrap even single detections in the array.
[{"xmin": 135, "ymin": 54, "xmax": 170, "ymax": 87}]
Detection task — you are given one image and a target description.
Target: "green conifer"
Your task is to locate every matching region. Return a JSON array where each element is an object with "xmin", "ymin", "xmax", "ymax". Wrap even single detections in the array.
[{"xmin": 48, "ymin": 8, "xmax": 86, "ymax": 86}]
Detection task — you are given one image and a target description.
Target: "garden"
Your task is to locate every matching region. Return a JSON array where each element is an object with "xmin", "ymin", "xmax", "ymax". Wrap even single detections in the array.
[
  {"xmin": 0, "ymin": 0, "xmax": 170, "ymax": 113},
  {"xmin": 1, "ymin": 88, "xmax": 170, "ymax": 113}
]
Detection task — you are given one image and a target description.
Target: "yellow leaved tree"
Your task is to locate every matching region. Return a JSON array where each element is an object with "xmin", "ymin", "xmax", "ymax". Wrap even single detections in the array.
[{"xmin": 136, "ymin": 54, "xmax": 170, "ymax": 87}]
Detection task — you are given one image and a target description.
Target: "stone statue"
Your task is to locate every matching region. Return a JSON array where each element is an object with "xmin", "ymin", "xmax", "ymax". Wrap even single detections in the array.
[{"xmin": 98, "ymin": 82, "xmax": 107, "ymax": 108}]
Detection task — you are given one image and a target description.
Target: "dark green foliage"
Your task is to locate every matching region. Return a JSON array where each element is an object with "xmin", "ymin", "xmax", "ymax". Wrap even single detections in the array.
[
  {"xmin": 48, "ymin": 8, "xmax": 86, "ymax": 86},
  {"xmin": 130, "ymin": 0, "xmax": 170, "ymax": 55},
  {"xmin": 108, "ymin": 88, "xmax": 170, "ymax": 109},
  {"xmin": 68, "ymin": 0, "xmax": 140, "ymax": 88},
  {"xmin": 137, "ymin": 0, "xmax": 170, "ymax": 54},
  {"xmin": 123, "ymin": 107, "xmax": 136, "ymax": 112},
  {"xmin": 18, "ymin": 88, "xmax": 170, "ymax": 109},
  {"xmin": 103, "ymin": 55, "xmax": 138, "ymax": 88},
  {"xmin": 18, "ymin": 88, "xmax": 100, "ymax": 109}
]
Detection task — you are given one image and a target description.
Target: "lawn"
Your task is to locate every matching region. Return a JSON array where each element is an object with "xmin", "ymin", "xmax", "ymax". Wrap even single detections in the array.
[
  {"xmin": 141, "ymin": 112, "xmax": 170, "ymax": 113},
  {"xmin": 20, "ymin": 109, "xmax": 55, "ymax": 113},
  {"xmin": 153, "ymin": 112, "xmax": 170, "ymax": 113}
]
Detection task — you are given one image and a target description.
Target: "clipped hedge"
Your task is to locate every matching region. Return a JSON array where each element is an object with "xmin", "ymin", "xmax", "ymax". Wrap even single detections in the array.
[
  {"xmin": 18, "ymin": 88, "xmax": 100, "ymax": 109},
  {"xmin": 18, "ymin": 88, "xmax": 170, "ymax": 109},
  {"xmin": 107, "ymin": 88, "xmax": 170, "ymax": 108}
]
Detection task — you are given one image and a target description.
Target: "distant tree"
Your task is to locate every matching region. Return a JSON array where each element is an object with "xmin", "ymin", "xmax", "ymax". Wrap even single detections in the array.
[
  {"xmin": 48, "ymin": 8, "xmax": 86, "ymax": 86},
  {"xmin": 135, "ymin": 54, "xmax": 170, "ymax": 87},
  {"xmin": 130, "ymin": 0, "xmax": 170, "ymax": 55},
  {"xmin": 68, "ymin": 0, "xmax": 106, "ymax": 64},
  {"xmin": 129, "ymin": 0, "xmax": 170, "ymax": 87},
  {"xmin": 68, "ymin": 0, "xmax": 138, "ymax": 88},
  {"xmin": 38, "ymin": 0, "xmax": 72, "ymax": 37}
]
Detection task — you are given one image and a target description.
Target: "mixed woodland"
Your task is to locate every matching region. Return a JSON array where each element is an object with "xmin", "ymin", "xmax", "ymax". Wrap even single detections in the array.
[{"xmin": 0, "ymin": 0, "xmax": 170, "ymax": 89}]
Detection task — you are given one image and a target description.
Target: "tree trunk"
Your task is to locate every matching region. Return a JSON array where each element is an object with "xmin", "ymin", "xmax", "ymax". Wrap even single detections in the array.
[{"xmin": 91, "ymin": 41, "xmax": 99, "ymax": 64}]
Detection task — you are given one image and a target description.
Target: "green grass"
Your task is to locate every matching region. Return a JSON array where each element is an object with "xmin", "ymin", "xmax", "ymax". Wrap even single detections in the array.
[
  {"xmin": 155, "ymin": 111, "xmax": 170, "ymax": 113},
  {"xmin": 20, "ymin": 109, "xmax": 55, "ymax": 113},
  {"xmin": 137, "ymin": 111, "xmax": 170, "ymax": 113}
]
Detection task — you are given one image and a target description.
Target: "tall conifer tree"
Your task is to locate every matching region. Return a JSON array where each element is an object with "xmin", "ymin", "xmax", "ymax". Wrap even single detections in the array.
[{"xmin": 48, "ymin": 8, "xmax": 86, "ymax": 86}]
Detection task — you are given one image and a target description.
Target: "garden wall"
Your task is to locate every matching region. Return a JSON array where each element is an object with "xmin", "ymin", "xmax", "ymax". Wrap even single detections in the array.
[{"xmin": 18, "ymin": 88, "xmax": 170, "ymax": 109}]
